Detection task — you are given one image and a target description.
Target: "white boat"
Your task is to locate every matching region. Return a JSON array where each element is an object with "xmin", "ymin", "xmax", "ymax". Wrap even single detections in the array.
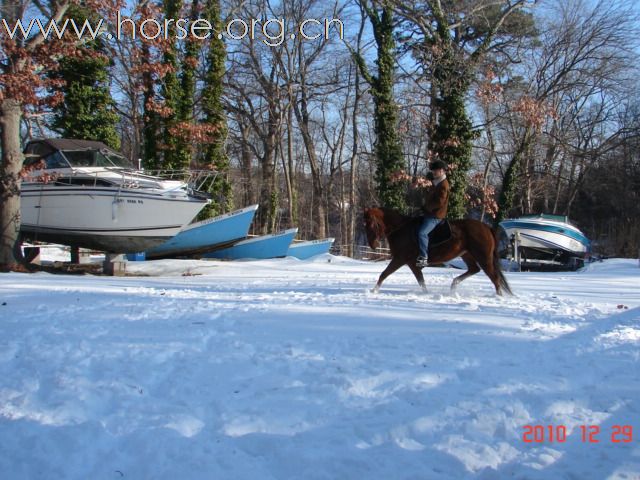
[
  {"xmin": 500, "ymin": 214, "xmax": 591, "ymax": 258},
  {"xmin": 20, "ymin": 139, "xmax": 211, "ymax": 253}
]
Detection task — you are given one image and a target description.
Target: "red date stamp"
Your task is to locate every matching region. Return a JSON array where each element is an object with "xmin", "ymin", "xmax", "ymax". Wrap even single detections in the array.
[{"xmin": 522, "ymin": 425, "xmax": 634, "ymax": 443}]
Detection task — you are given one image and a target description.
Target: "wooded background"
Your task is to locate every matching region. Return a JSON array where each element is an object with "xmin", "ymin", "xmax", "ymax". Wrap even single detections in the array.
[{"xmin": 2, "ymin": 0, "xmax": 639, "ymax": 265}]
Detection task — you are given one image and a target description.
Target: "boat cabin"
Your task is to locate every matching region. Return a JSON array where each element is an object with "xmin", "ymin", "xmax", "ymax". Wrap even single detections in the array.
[{"xmin": 23, "ymin": 138, "xmax": 132, "ymax": 171}]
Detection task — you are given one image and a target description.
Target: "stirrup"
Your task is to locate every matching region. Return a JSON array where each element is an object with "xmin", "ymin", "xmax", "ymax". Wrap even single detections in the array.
[{"xmin": 416, "ymin": 256, "xmax": 429, "ymax": 268}]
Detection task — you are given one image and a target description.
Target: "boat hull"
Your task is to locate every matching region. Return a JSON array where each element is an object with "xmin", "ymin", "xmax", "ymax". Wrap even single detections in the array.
[
  {"xmin": 20, "ymin": 184, "xmax": 207, "ymax": 252},
  {"xmin": 500, "ymin": 218, "xmax": 590, "ymax": 256},
  {"xmin": 287, "ymin": 238, "xmax": 335, "ymax": 259},
  {"xmin": 145, "ymin": 205, "xmax": 259, "ymax": 259},
  {"xmin": 203, "ymin": 228, "xmax": 298, "ymax": 260}
]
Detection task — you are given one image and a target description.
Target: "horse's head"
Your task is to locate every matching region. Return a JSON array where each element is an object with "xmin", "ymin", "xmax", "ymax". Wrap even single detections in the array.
[{"xmin": 363, "ymin": 207, "xmax": 384, "ymax": 249}]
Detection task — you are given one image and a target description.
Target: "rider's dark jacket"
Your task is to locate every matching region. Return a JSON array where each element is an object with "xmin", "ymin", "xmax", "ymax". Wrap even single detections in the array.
[{"xmin": 423, "ymin": 177, "xmax": 450, "ymax": 219}]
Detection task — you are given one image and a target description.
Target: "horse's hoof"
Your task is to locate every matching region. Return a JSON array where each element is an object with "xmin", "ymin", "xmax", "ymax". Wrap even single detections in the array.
[{"xmin": 370, "ymin": 287, "xmax": 380, "ymax": 294}]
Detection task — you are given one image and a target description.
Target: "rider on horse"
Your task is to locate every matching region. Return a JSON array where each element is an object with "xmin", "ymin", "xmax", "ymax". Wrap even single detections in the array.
[{"xmin": 417, "ymin": 160, "xmax": 450, "ymax": 268}]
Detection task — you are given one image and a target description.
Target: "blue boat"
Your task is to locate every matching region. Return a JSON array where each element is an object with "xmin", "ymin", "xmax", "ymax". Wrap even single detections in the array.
[
  {"xmin": 287, "ymin": 238, "xmax": 335, "ymax": 259},
  {"xmin": 145, "ymin": 204, "xmax": 258, "ymax": 259},
  {"xmin": 203, "ymin": 228, "xmax": 298, "ymax": 260}
]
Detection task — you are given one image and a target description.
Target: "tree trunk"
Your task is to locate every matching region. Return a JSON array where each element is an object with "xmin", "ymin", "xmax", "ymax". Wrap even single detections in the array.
[
  {"xmin": 0, "ymin": 99, "xmax": 24, "ymax": 269},
  {"xmin": 293, "ymin": 91, "xmax": 326, "ymax": 238},
  {"xmin": 258, "ymin": 120, "xmax": 278, "ymax": 234},
  {"xmin": 552, "ymin": 153, "xmax": 566, "ymax": 214},
  {"xmin": 431, "ymin": 85, "xmax": 474, "ymax": 220},
  {"xmin": 524, "ymin": 153, "xmax": 534, "ymax": 213},
  {"xmin": 348, "ymin": 71, "xmax": 361, "ymax": 257},
  {"xmin": 283, "ymin": 103, "xmax": 296, "ymax": 228},
  {"xmin": 160, "ymin": 0, "xmax": 183, "ymax": 170},
  {"xmin": 479, "ymin": 101, "xmax": 495, "ymax": 222},
  {"xmin": 141, "ymin": 42, "xmax": 159, "ymax": 169},
  {"xmin": 496, "ymin": 128, "xmax": 532, "ymax": 225},
  {"xmin": 238, "ymin": 122, "xmax": 255, "ymax": 207},
  {"xmin": 354, "ymin": 1, "xmax": 405, "ymax": 210},
  {"xmin": 201, "ymin": 0, "xmax": 231, "ymax": 217}
]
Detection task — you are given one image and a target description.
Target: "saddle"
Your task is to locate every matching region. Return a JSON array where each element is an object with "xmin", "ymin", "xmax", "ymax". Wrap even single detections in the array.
[
  {"xmin": 414, "ymin": 218, "xmax": 452, "ymax": 248},
  {"xmin": 429, "ymin": 219, "xmax": 452, "ymax": 247}
]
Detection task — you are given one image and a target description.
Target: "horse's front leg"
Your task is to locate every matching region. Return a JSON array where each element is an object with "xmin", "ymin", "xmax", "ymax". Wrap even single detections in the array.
[
  {"xmin": 408, "ymin": 263, "xmax": 427, "ymax": 292},
  {"xmin": 371, "ymin": 257, "xmax": 404, "ymax": 293}
]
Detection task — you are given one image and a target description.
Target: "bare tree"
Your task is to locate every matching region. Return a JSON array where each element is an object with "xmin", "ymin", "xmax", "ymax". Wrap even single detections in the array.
[
  {"xmin": 494, "ymin": 0, "xmax": 640, "ymax": 223},
  {"xmin": 224, "ymin": 2, "xmax": 287, "ymax": 233}
]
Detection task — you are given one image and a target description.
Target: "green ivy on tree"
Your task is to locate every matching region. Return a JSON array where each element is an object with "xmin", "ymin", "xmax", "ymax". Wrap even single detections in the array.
[
  {"xmin": 430, "ymin": 83, "xmax": 478, "ymax": 219},
  {"xmin": 352, "ymin": 0, "xmax": 406, "ymax": 211},
  {"xmin": 50, "ymin": 5, "xmax": 119, "ymax": 150},
  {"xmin": 197, "ymin": 0, "xmax": 232, "ymax": 219},
  {"xmin": 141, "ymin": 40, "xmax": 160, "ymax": 170},
  {"xmin": 160, "ymin": 0, "xmax": 185, "ymax": 170}
]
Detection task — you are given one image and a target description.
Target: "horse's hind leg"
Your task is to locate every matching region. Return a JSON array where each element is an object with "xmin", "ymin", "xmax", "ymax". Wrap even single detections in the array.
[
  {"xmin": 451, "ymin": 253, "xmax": 480, "ymax": 293},
  {"xmin": 372, "ymin": 257, "xmax": 404, "ymax": 293},
  {"xmin": 476, "ymin": 255, "xmax": 504, "ymax": 295},
  {"xmin": 408, "ymin": 263, "xmax": 427, "ymax": 292}
]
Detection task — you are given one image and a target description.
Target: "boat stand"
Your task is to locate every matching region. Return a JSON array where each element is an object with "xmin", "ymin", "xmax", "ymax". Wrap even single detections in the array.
[
  {"xmin": 103, "ymin": 253, "xmax": 127, "ymax": 276},
  {"xmin": 510, "ymin": 232, "xmax": 522, "ymax": 272}
]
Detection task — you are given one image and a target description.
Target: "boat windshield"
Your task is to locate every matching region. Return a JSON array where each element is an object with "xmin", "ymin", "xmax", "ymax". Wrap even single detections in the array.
[
  {"xmin": 62, "ymin": 149, "xmax": 133, "ymax": 169},
  {"xmin": 521, "ymin": 213, "xmax": 569, "ymax": 223},
  {"xmin": 23, "ymin": 151, "xmax": 70, "ymax": 169}
]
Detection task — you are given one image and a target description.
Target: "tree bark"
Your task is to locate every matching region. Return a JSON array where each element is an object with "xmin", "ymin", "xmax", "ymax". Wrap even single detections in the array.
[
  {"xmin": 258, "ymin": 116, "xmax": 279, "ymax": 234},
  {"xmin": 282, "ymin": 102, "xmax": 296, "ymax": 228},
  {"xmin": 293, "ymin": 88, "xmax": 327, "ymax": 238},
  {"xmin": 0, "ymin": 99, "xmax": 25, "ymax": 269},
  {"xmin": 496, "ymin": 128, "xmax": 533, "ymax": 225},
  {"xmin": 353, "ymin": 0, "xmax": 405, "ymax": 210},
  {"xmin": 238, "ymin": 121, "xmax": 255, "ymax": 207},
  {"xmin": 348, "ymin": 71, "xmax": 362, "ymax": 256},
  {"xmin": 141, "ymin": 41, "xmax": 159, "ymax": 169}
]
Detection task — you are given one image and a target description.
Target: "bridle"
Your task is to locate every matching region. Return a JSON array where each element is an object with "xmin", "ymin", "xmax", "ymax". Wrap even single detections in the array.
[
  {"xmin": 383, "ymin": 221, "xmax": 410, "ymax": 239},
  {"xmin": 367, "ymin": 211, "xmax": 411, "ymax": 241}
]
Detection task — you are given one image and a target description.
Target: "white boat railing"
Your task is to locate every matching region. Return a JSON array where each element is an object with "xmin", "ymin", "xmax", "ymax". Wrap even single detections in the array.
[
  {"xmin": 23, "ymin": 167, "xmax": 219, "ymax": 197},
  {"xmin": 142, "ymin": 169, "xmax": 219, "ymax": 194}
]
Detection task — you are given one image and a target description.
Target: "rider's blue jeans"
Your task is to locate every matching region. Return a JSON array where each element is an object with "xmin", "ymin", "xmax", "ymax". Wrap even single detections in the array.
[{"xmin": 418, "ymin": 216, "xmax": 441, "ymax": 258}]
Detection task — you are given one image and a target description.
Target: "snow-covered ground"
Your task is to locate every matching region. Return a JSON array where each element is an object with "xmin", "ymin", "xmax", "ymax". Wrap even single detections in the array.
[{"xmin": 1, "ymin": 253, "xmax": 639, "ymax": 479}]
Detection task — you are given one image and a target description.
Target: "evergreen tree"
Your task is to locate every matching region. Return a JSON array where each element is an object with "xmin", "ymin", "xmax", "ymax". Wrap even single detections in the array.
[
  {"xmin": 142, "ymin": 40, "xmax": 160, "ymax": 170},
  {"xmin": 429, "ymin": 39, "xmax": 478, "ymax": 219},
  {"xmin": 174, "ymin": 0, "xmax": 200, "ymax": 168},
  {"xmin": 199, "ymin": 0, "xmax": 232, "ymax": 218},
  {"xmin": 161, "ymin": 0, "xmax": 185, "ymax": 170},
  {"xmin": 353, "ymin": 0, "xmax": 405, "ymax": 211},
  {"xmin": 396, "ymin": 1, "xmax": 534, "ymax": 219},
  {"xmin": 50, "ymin": 5, "xmax": 119, "ymax": 149}
]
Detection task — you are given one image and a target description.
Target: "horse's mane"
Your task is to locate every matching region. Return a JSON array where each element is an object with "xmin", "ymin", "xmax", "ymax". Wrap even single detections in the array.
[
  {"xmin": 375, "ymin": 207, "xmax": 412, "ymax": 221},
  {"xmin": 366, "ymin": 207, "xmax": 421, "ymax": 239},
  {"xmin": 371, "ymin": 207, "xmax": 418, "ymax": 227}
]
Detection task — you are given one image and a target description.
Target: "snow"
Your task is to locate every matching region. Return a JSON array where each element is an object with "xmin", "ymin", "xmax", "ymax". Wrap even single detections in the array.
[{"xmin": 1, "ymin": 253, "xmax": 639, "ymax": 479}]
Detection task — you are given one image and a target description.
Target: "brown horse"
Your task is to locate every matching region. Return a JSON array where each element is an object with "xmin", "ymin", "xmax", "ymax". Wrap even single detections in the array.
[{"xmin": 364, "ymin": 207, "xmax": 512, "ymax": 295}]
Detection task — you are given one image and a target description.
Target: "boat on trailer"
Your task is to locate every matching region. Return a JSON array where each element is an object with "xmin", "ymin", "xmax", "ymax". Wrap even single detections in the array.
[
  {"xmin": 203, "ymin": 228, "xmax": 298, "ymax": 260},
  {"xmin": 145, "ymin": 204, "xmax": 259, "ymax": 259},
  {"xmin": 287, "ymin": 238, "xmax": 335, "ymax": 259},
  {"xmin": 499, "ymin": 214, "xmax": 591, "ymax": 269},
  {"xmin": 20, "ymin": 138, "xmax": 211, "ymax": 253}
]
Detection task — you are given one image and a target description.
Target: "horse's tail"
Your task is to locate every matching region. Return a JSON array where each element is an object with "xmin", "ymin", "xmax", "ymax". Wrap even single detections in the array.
[{"xmin": 491, "ymin": 226, "xmax": 513, "ymax": 296}]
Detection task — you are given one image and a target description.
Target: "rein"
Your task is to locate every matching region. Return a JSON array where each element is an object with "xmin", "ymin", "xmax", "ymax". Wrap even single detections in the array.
[{"xmin": 375, "ymin": 215, "xmax": 414, "ymax": 239}]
